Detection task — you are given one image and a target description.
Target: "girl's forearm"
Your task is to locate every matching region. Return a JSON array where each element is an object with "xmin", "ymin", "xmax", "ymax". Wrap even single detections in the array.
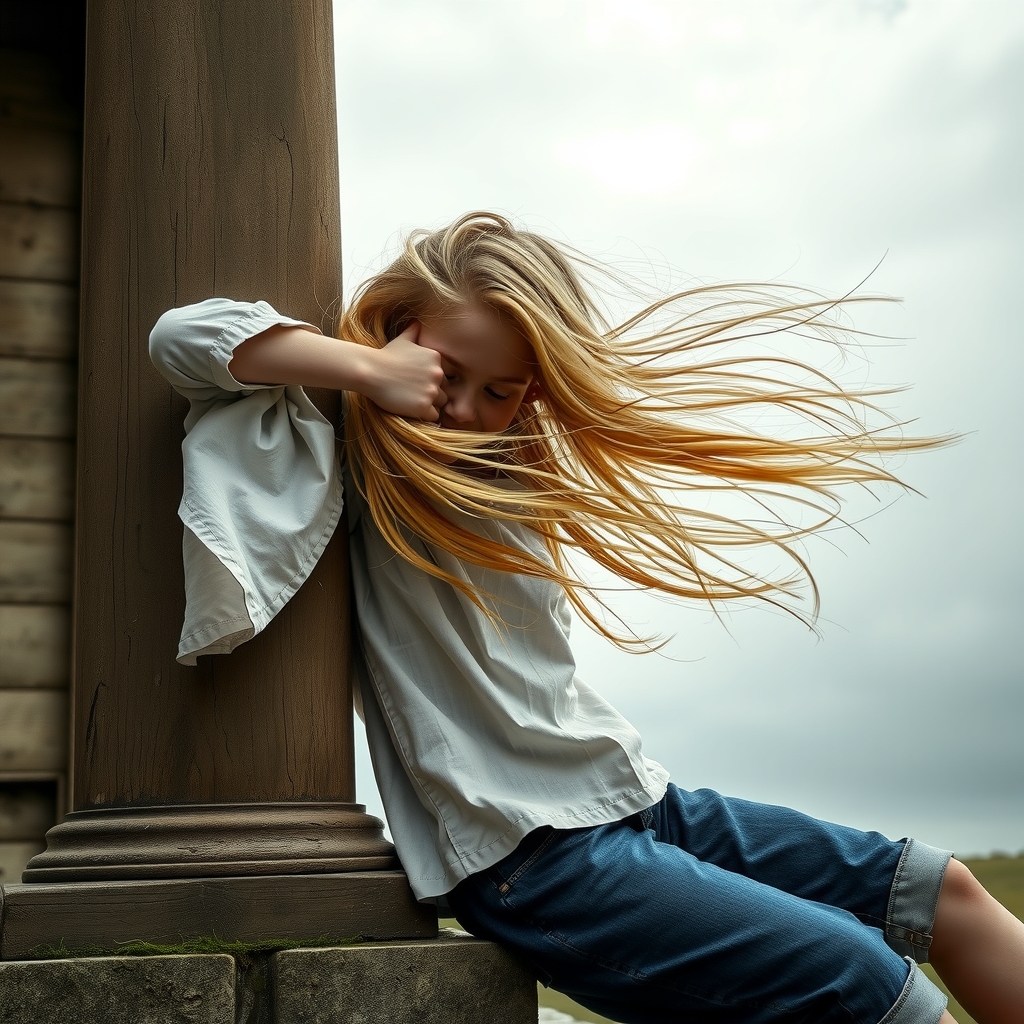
[
  {"xmin": 229, "ymin": 325, "xmax": 377, "ymax": 393},
  {"xmin": 229, "ymin": 323, "xmax": 445, "ymax": 420}
]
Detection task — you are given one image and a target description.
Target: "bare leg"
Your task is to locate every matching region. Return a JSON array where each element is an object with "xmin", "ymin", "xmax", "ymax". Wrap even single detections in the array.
[{"xmin": 929, "ymin": 858, "xmax": 1024, "ymax": 1023}]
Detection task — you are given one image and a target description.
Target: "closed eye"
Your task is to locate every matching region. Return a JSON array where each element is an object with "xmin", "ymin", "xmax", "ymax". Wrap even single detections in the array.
[{"xmin": 485, "ymin": 387, "xmax": 511, "ymax": 400}]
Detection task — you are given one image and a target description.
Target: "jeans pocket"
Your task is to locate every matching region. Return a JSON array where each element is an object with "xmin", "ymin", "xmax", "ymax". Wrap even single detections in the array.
[{"xmin": 495, "ymin": 828, "xmax": 560, "ymax": 896}]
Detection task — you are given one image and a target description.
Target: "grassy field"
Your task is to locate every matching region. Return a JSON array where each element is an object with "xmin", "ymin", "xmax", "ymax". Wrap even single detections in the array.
[{"xmin": 456, "ymin": 853, "xmax": 1024, "ymax": 1024}]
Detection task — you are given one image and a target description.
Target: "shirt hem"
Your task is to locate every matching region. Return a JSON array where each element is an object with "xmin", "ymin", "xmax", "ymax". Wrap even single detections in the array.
[
  {"xmin": 176, "ymin": 473, "xmax": 343, "ymax": 658},
  {"xmin": 403, "ymin": 771, "xmax": 670, "ymax": 901}
]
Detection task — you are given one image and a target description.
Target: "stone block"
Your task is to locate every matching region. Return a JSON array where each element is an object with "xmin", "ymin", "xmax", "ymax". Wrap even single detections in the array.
[
  {"xmin": 0, "ymin": 953, "xmax": 235, "ymax": 1024},
  {"xmin": 272, "ymin": 931, "xmax": 538, "ymax": 1024}
]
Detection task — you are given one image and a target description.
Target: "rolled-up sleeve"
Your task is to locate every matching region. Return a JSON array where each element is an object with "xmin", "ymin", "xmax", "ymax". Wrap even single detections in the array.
[
  {"xmin": 149, "ymin": 297, "xmax": 318, "ymax": 405},
  {"xmin": 149, "ymin": 297, "xmax": 343, "ymax": 665}
]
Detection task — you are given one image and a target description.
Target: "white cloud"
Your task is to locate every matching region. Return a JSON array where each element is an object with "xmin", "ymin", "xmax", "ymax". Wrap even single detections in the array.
[{"xmin": 554, "ymin": 124, "xmax": 706, "ymax": 195}]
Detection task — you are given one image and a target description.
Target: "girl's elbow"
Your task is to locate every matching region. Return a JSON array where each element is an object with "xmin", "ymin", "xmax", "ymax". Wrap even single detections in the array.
[
  {"xmin": 148, "ymin": 302, "xmax": 221, "ymax": 391},
  {"xmin": 148, "ymin": 307, "xmax": 186, "ymax": 378}
]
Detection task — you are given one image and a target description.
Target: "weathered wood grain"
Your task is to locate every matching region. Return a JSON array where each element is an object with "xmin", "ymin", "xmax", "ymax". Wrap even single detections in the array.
[
  {"xmin": 0, "ymin": 120, "xmax": 80, "ymax": 206},
  {"xmin": 0, "ymin": 605, "xmax": 70, "ymax": 688},
  {"xmin": 0, "ymin": 437, "xmax": 74, "ymax": 519},
  {"xmin": 23, "ymin": 802, "xmax": 396, "ymax": 881},
  {"xmin": 0, "ymin": 689, "xmax": 68, "ymax": 771},
  {"xmin": 0, "ymin": 202, "xmax": 79, "ymax": 281},
  {"xmin": 0, "ymin": 357, "xmax": 76, "ymax": 437},
  {"xmin": 0, "ymin": 522, "xmax": 72, "ymax": 602},
  {"xmin": 0, "ymin": 782, "xmax": 57, "ymax": 840},
  {"xmin": 0, "ymin": 872, "xmax": 436, "ymax": 958},
  {"xmin": 0, "ymin": 279, "xmax": 78, "ymax": 359},
  {"xmin": 72, "ymin": 0, "xmax": 356, "ymax": 810}
]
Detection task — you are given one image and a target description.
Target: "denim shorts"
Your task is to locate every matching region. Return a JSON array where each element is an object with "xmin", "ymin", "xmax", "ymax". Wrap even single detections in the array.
[{"xmin": 447, "ymin": 784, "xmax": 952, "ymax": 1024}]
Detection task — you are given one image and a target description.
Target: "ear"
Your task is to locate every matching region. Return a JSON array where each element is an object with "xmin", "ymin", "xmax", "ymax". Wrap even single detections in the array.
[{"xmin": 523, "ymin": 380, "xmax": 544, "ymax": 404}]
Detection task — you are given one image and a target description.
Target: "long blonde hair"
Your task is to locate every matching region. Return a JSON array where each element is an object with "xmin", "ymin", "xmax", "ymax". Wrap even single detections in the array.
[{"xmin": 340, "ymin": 212, "xmax": 944, "ymax": 648}]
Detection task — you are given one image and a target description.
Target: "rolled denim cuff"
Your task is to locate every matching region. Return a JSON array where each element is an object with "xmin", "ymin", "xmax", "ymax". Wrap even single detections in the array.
[
  {"xmin": 878, "ymin": 959, "xmax": 948, "ymax": 1024},
  {"xmin": 885, "ymin": 838, "xmax": 953, "ymax": 963}
]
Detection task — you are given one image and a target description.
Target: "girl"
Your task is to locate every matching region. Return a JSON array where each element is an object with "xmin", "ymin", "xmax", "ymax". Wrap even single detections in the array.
[{"xmin": 150, "ymin": 212, "xmax": 1023, "ymax": 1024}]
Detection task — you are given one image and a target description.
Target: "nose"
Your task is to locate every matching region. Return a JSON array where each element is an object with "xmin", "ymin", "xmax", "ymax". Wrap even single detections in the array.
[{"xmin": 443, "ymin": 387, "xmax": 476, "ymax": 427}]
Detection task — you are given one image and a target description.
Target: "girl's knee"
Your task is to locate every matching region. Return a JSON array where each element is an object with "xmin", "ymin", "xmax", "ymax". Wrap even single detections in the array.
[
  {"xmin": 937, "ymin": 858, "xmax": 987, "ymax": 913},
  {"xmin": 932, "ymin": 857, "xmax": 991, "ymax": 961}
]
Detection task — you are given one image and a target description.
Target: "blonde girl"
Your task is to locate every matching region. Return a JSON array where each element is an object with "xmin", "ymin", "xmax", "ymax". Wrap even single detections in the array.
[{"xmin": 151, "ymin": 212, "xmax": 1023, "ymax": 1024}]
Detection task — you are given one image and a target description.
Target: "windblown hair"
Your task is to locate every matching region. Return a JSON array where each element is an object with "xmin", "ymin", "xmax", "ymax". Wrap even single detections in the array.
[{"xmin": 340, "ymin": 212, "xmax": 943, "ymax": 648}]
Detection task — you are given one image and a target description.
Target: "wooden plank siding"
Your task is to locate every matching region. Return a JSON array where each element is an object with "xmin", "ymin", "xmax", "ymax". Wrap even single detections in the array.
[
  {"xmin": 0, "ymin": 203, "xmax": 79, "ymax": 282},
  {"xmin": 0, "ymin": 779, "xmax": 59, "ymax": 838},
  {"xmin": 0, "ymin": 605, "xmax": 70, "ymax": 688},
  {"xmin": 0, "ymin": 357, "xmax": 76, "ymax": 437},
  {"xmin": 0, "ymin": 118, "xmax": 81, "ymax": 206},
  {"xmin": 0, "ymin": 41, "xmax": 80, "ymax": 872},
  {"xmin": 0, "ymin": 437, "xmax": 75, "ymax": 519},
  {"xmin": 0, "ymin": 689, "xmax": 68, "ymax": 771},
  {"xmin": 0, "ymin": 279, "xmax": 78, "ymax": 359},
  {"xmin": 0, "ymin": 521, "xmax": 73, "ymax": 603},
  {"xmin": 0, "ymin": 769, "xmax": 64, "ymax": 849},
  {"xmin": 0, "ymin": 841, "xmax": 46, "ymax": 884}
]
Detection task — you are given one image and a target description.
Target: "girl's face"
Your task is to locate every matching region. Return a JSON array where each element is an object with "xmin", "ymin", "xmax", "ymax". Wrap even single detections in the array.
[{"xmin": 416, "ymin": 303, "xmax": 541, "ymax": 433}]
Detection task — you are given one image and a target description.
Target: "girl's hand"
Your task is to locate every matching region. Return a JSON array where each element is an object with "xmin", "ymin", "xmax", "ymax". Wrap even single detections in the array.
[{"xmin": 362, "ymin": 322, "xmax": 446, "ymax": 421}]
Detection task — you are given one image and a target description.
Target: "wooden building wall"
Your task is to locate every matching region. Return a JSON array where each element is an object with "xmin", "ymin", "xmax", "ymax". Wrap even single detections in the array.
[{"xmin": 0, "ymin": 13, "xmax": 83, "ymax": 883}]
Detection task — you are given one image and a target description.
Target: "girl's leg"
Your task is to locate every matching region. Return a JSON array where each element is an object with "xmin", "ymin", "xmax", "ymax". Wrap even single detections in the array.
[
  {"xmin": 650, "ymin": 787, "xmax": 1023, "ymax": 1023},
  {"xmin": 646, "ymin": 785, "xmax": 962, "ymax": 967},
  {"xmin": 644, "ymin": 785, "xmax": 944, "ymax": 946},
  {"xmin": 449, "ymin": 813, "xmax": 946, "ymax": 1024},
  {"xmin": 929, "ymin": 857, "xmax": 1024, "ymax": 1024}
]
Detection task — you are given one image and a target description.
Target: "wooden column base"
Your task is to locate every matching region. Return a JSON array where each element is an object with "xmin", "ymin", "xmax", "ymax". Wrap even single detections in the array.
[
  {"xmin": 22, "ymin": 803, "xmax": 398, "ymax": 881},
  {"xmin": 0, "ymin": 872, "xmax": 438, "ymax": 959}
]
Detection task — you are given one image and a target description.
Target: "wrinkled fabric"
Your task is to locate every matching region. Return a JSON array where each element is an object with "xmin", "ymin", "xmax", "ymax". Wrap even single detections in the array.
[
  {"xmin": 151, "ymin": 299, "xmax": 342, "ymax": 660},
  {"xmin": 150, "ymin": 298, "xmax": 669, "ymax": 899},
  {"xmin": 449, "ymin": 786, "xmax": 950, "ymax": 1024}
]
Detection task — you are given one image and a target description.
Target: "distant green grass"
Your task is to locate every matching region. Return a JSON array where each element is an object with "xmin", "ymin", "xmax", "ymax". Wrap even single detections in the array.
[{"xmin": 457, "ymin": 852, "xmax": 1024, "ymax": 1024}]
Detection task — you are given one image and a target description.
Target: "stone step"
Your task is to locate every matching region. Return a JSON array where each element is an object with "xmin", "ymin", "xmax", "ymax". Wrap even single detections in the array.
[{"xmin": 0, "ymin": 934, "xmax": 541, "ymax": 1024}]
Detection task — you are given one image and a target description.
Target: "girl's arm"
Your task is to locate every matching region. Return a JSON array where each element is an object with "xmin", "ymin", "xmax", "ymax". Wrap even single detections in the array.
[{"xmin": 230, "ymin": 321, "xmax": 446, "ymax": 422}]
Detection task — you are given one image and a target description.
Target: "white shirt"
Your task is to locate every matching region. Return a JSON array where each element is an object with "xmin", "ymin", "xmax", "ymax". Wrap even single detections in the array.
[{"xmin": 149, "ymin": 298, "xmax": 669, "ymax": 899}]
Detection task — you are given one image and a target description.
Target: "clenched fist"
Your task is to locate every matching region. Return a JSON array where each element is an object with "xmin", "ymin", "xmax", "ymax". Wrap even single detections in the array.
[{"xmin": 362, "ymin": 322, "xmax": 446, "ymax": 421}]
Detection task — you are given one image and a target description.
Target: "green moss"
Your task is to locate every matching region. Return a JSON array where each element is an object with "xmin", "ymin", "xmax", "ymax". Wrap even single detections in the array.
[{"xmin": 28, "ymin": 934, "xmax": 359, "ymax": 961}]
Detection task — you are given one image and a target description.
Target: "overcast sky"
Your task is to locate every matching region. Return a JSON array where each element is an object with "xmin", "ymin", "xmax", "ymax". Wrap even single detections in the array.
[{"xmin": 332, "ymin": 0, "xmax": 1024, "ymax": 857}]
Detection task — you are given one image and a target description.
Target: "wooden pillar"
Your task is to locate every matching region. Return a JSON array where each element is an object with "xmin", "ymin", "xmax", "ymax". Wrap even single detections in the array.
[{"xmin": 0, "ymin": 0, "xmax": 434, "ymax": 950}]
